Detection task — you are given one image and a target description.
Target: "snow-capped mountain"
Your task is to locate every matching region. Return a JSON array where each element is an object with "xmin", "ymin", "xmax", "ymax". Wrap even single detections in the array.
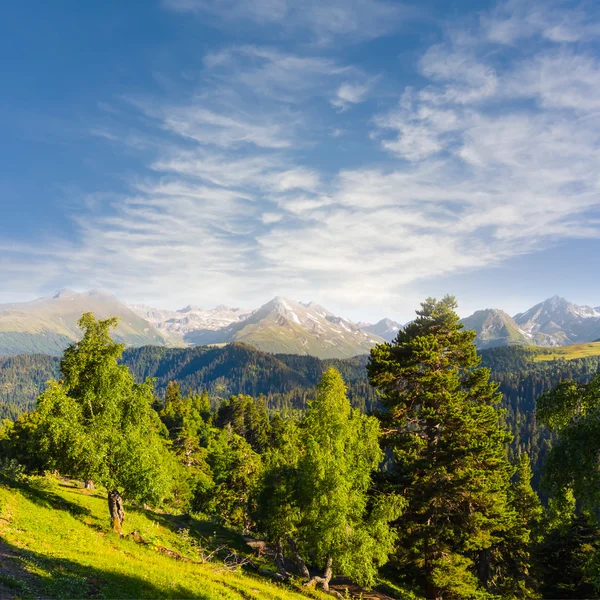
[
  {"xmin": 6, "ymin": 290, "xmax": 600, "ymax": 358},
  {"xmin": 360, "ymin": 318, "xmax": 402, "ymax": 342},
  {"xmin": 461, "ymin": 296, "xmax": 600, "ymax": 348},
  {"xmin": 129, "ymin": 303, "xmax": 251, "ymax": 342},
  {"xmin": 513, "ymin": 295, "xmax": 600, "ymax": 346},
  {"xmin": 180, "ymin": 296, "xmax": 385, "ymax": 359}
]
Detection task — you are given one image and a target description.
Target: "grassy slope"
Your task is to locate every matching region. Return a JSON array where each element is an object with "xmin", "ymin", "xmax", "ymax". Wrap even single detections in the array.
[
  {"xmin": 533, "ymin": 341, "xmax": 600, "ymax": 361},
  {"xmin": 0, "ymin": 476, "xmax": 328, "ymax": 600}
]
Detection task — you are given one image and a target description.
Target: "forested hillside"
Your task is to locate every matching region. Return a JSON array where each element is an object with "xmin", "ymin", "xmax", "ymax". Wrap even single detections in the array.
[
  {"xmin": 3, "ymin": 341, "xmax": 600, "ymax": 485},
  {"xmin": 3, "ymin": 304, "xmax": 600, "ymax": 598},
  {"xmin": 0, "ymin": 354, "xmax": 59, "ymax": 419}
]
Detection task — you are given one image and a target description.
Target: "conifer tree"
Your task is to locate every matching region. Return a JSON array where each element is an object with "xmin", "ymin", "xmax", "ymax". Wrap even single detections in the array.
[
  {"xmin": 34, "ymin": 313, "xmax": 174, "ymax": 532},
  {"xmin": 368, "ymin": 296, "xmax": 513, "ymax": 599},
  {"xmin": 537, "ymin": 373, "xmax": 600, "ymax": 512},
  {"xmin": 159, "ymin": 382, "xmax": 212, "ymax": 510},
  {"xmin": 489, "ymin": 453, "xmax": 542, "ymax": 597}
]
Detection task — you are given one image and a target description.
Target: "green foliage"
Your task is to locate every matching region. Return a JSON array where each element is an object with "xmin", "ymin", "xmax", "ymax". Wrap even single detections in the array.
[
  {"xmin": 158, "ymin": 381, "xmax": 213, "ymax": 510},
  {"xmin": 0, "ymin": 411, "xmax": 46, "ymax": 473},
  {"xmin": 200, "ymin": 428, "xmax": 263, "ymax": 529},
  {"xmin": 216, "ymin": 394, "xmax": 272, "ymax": 453},
  {"xmin": 256, "ymin": 368, "xmax": 401, "ymax": 589},
  {"xmin": 368, "ymin": 296, "xmax": 515, "ymax": 599},
  {"xmin": 296, "ymin": 368, "xmax": 401, "ymax": 588},
  {"xmin": 488, "ymin": 453, "xmax": 543, "ymax": 598},
  {"xmin": 535, "ymin": 512, "xmax": 600, "ymax": 599},
  {"xmin": 8, "ymin": 341, "xmax": 600, "ymax": 494},
  {"xmin": 537, "ymin": 373, "xmax": 600, "ymax": 512},
  {"xmin": 33, "ymin": 313, "xmax": 175, "ymax": 517}
]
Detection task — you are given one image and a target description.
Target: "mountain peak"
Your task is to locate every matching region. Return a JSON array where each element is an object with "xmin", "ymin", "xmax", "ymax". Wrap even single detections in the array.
[
  {"xmin": 178, "ymin": 305, "xmax": 201, "ymax": 313},
  {"xmin": 52, "ymin": 288, "xmax": 77, "ymax": 299},
  {"xmin": 360, "ymin": 317, "xmax": 402, "ymax": 342}
]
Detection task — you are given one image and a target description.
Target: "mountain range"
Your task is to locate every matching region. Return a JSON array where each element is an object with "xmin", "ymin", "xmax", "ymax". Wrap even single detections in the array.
[
  {"xmin": 0, "ymin": 289, "xmax": 169, "ymax": 356},
  {"xmin": 462, "ymin": 296, "xmax": 600, "ymax": 349},
  {"xmin": 2, "ymin": 290, "xmax": 600, "ymax": 358},
  {"xmin": 131, "ymin": 296, "xmax": 388, "ymax": 359}
]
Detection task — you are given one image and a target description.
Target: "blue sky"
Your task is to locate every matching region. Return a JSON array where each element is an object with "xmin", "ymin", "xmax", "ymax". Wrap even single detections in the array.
[{"xmin": 2, "ymin": 0, "xmax": 600, "ymax": 322}]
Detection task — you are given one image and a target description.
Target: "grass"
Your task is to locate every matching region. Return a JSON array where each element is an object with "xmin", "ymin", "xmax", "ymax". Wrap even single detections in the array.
[
  {"xmin": 0, "ymin": 475, "xmax": 329, "ymax": 600},
  {"xmin": 533, "ymin": 341, "xmax": 600, "ymax": 361}
]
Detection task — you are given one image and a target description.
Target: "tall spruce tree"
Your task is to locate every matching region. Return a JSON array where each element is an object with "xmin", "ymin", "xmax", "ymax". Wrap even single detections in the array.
[
  {"xmin": 488, "ymin": 453, "xmax": 543, "ymax": 598},
  {"xmin": 368, "ymin": 296, "xmax": 514, "ymax": 599},
  {"xmin": 34, "ymin": 313, "xmax": 174, "ymax": 532}
]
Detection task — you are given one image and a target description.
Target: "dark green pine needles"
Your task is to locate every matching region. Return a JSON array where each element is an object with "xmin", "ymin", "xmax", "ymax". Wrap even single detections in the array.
[{"xmin": 368, "ymin": 296, "xmax": 516, "ymax": 599}]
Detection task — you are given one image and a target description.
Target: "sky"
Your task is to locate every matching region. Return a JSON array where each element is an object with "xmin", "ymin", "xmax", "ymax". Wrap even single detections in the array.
[{"xmin": 2, "ymin": 0, "xmax": 600, "ymax": 322}]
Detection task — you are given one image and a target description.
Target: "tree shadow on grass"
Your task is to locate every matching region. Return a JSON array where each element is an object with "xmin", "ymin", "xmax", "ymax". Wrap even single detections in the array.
[
  {"xmin": 132, "ymin": 507, "xmax": 250, "ymax": 555},
  {"xmin": 1, "ymin": 477, "xmax": 92, "ymax": 519},
  {"xmin": 0, "ymin": 537, "xmax": 213, "ymax": 600}
]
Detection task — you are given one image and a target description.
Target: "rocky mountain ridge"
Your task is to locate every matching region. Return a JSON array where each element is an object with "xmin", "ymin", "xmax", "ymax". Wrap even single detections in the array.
[{"xmin": 3, "ymin": 290, "xmax": 600, "ymax": 357}]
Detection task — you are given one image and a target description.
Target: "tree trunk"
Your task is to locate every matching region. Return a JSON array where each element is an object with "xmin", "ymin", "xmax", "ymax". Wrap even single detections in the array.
[
  {"xmin": 287, "ymin": 537, "xmax": 311, "ymax": 579},
  {"xmin": 425, "ymin": 580, "xmax": 443, "ymax": 600},
  {"xmin": 108, "ymin": 489, "xmax": 125, "ymax": 534},
  {"xmin": 424, "ymin": 550, "xmax": 443, "ymax": 600},
  {"xmin": 477, "ymin": 547, "xmax": 490, "ymax": 589},
  {"xmin": 274, "ymin": 539, "xmax": 290, "ymax": 578},
  {"xmin": 306, "ymin": 556, "xmax": 333, "ymax": 592}
]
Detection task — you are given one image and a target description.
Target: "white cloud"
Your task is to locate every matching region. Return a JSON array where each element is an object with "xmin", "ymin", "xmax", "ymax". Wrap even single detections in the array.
[
  {"xmin": 331, "ymin": 82, "xmax": 370, "ymax": 111},
  {"xmin": 482, "ymin": 0, "xmax": 600, "ymax": 44},
  {"xmin": 5, "ymin": 0, "xmax": 600, "ymax": 318},
  {"xmin": 164, "ymin": 0, "xmax": 412, "ymax": 43},
  {"xmin": 161, "ymin": 105, "xmax": 293, "ymax": 149}
]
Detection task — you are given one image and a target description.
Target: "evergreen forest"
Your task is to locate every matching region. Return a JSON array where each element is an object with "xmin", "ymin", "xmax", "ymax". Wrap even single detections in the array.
[{"xmin": 2, "ymin": 298, "xmax": 600, "ymax": 599}]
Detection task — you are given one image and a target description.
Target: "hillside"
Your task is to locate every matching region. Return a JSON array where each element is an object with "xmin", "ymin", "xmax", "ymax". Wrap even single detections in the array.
[
  {"xmin": 0, "ymin": 354, "xmax": 59, "ymax": 419},
  {"xmin": 0, "ymin": 290, "xmax": 170, "ymax": 356},
  {"xmin": 0, "ymin": 475, "xmax": 332, "ymax": 600},
  {"xmin": 461, "ymin": 295, "xmax": 600, "ymax": 348},
  {"xmin": 180, "ymin": 297, "xmax": 384, "ymax": 359},
  {"xmin": 0, "ymin": 344, "xmax": 374, "ymax": 419},
  {"xmin": 533, "ymin": 341, "xmax": 600, "ymax": 362},
  {"xmin": 460, "ymin": 309, "xmax": 529, "ymax": 349}
]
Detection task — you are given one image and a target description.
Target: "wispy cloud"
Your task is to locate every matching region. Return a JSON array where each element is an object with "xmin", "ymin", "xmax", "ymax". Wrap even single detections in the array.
[
  {"xmin": 164, "ymin": 0, "xmax": 413, "ymax": 44},
  {"xmin": 5, "ymin": 0, "xmax": 600, "ymax": 317}
]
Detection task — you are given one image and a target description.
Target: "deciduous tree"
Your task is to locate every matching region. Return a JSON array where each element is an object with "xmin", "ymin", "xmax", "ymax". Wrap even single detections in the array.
[{"xmin": 35, "ymin": 313, "xmax": 174, "ymax": 532}]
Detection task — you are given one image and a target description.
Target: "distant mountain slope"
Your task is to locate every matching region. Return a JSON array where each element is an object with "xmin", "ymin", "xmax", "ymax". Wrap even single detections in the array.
[
  {"xmin": 0, "ymin": 343, "xmax": 374, "ymax": 418},
  {"xmin": 513, "ymin": 295, "xmax": 600, "ymax": 346},
  {"xmin": 460, "ymin": 309, "xmax": 530, "ymax": 349},
  {"xmin": 0, "ymin": 290, "xmax": 170, "ymax": 356},
  {"xmin": 182, "ymin": 297, "xmax": 385, "ymax": 359},
  {"xmin": 123, "ymin": 343, "xmax": 314, "ymax": 398},
  {"xmin": 0, "ymin": 353, "xmax": 59, "ymax": 418},
  {"xmin": 360, "ymin": 318, "xmax": 402, "ymax": 342},
  {"xmin": 129, "ymin": 303, "xmax": 250, "ymax": 344},
  {"xmin": 461, "ymin": 296, "xmax": 600, "ymax": 348}
]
